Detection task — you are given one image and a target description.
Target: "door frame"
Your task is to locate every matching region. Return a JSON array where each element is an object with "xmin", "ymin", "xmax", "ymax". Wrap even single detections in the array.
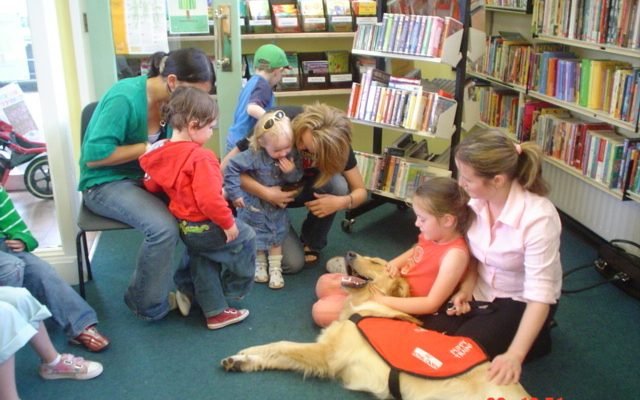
[{"xmin": 26, "ymin": 0, "xmax": 81, "ymax": 283}]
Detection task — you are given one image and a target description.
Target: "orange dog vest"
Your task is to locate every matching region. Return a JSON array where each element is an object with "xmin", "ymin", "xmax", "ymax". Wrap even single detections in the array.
[{"xmin": 351, "ymin": 314, "xmax": 488, "ymax": 400}]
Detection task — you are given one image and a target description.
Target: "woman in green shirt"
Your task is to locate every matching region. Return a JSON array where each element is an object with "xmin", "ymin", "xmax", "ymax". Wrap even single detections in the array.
[{"xmin": 78, "ymin": 48, "xmax": 214, "ymax": 321}]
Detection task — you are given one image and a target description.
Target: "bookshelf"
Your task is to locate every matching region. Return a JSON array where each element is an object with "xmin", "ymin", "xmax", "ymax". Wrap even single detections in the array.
[
  {"xmin": 341, "ymin": 0, "xmax": 470, "ymax": 232},
  {"xmin": 116, "ymin": 2, "xmax": 360, "ymax": 99},
  {"xmin": 468, "ymin": 0, "xmax": 640, "ymax": 243}
]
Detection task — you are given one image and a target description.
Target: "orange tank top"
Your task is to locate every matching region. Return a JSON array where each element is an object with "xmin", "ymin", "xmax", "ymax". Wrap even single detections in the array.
[{"xmin": 401, "ymin": 235, "xmax": 468, "ymax": 297}]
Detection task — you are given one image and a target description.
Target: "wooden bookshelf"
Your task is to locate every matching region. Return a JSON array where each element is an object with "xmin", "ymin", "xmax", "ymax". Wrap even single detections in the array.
[
  {"xmin": 275, "ymin": 88, "xmax": 350, "ymax": 97},
  {"xmin": 242, "ymin": 32, "xmax": 355, "ymax": 40}
]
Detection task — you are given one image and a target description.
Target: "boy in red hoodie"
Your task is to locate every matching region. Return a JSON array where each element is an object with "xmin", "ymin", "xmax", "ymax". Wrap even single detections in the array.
[{"xmin": 139, "ymin": 87, "xmax": 256, "ymax": 330}]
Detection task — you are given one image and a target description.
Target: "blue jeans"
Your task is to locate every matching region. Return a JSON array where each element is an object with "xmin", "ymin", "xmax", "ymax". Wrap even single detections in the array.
[
  {"xmin": 179, "ymin": 219, "xmax": 256, "ymax": 317},
  {"xmin": 83, "ymin": 179, "xmax": 180, "ymax": 321},
  {"xmin": 0, "ymin": 243, "xmax": 97, "ymax": 338},
  {"xmin": 281, "ymin": 173, "xmax": 349, "ymax": 274}
]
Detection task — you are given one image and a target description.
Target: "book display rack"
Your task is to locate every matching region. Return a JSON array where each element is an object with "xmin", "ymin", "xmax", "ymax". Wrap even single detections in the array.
[
  {"xmin": 466, "ymin": 0, "xmax": 640, "ymax": 204},
  {"xmin": 341, "ymin": 0, "xmax": 470, "ymax": 232},
  {"xmin": 117, "ymin": 1, "xmax": 366, "ymax": 99}
]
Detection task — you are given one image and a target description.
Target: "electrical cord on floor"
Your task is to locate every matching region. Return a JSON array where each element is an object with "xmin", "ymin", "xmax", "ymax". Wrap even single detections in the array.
[{"xmin": 561, "ymin": 261, "xmax": 628, "ymax": 294}]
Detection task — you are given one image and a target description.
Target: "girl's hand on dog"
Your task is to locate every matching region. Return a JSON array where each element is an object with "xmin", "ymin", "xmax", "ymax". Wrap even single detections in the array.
[
  {"xmin": 487, "ymin": 352, "xmax": 522, "ymax": 386},
  {"xmin": 385, "ymin": 263, "xmax": 400, "ymax": 277}
]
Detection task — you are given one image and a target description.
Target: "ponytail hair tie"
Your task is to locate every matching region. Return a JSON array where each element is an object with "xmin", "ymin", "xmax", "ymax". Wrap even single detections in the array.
[{"xmin": 514, "ymin": 143, "xmax": 522, "ymax": 155}]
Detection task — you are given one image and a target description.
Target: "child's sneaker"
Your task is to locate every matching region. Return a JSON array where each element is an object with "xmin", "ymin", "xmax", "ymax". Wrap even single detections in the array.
[
  {"xmin": 268, "ymin": 267, "xmax": 284, "ymax": 289},
  {"xmin": 69, "ymin": 325, "xmax": 110, "ymax": 352},
  {"xmin": 326, "ymin": 256, "xmax": 348, "ymax": 274},
  {"xmin": 39, "ymin": 353, "xmax": 103, "ymax": 380},
  {"xmin": 254, "ymin": 263, "xmax": 269, "ymax": 283},
  {"xmin": 206, "ymin": 308, "xmax": 249, "ymax": 330},
  {"xmin": 175, "ymin": 290, "xmax": 192, "ymax": 317}
]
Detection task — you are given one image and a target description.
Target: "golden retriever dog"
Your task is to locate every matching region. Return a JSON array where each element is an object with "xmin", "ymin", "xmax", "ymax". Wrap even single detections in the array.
[{"xmin": 221, "ymin": 252, "xmax": 531, "ymax": 400}]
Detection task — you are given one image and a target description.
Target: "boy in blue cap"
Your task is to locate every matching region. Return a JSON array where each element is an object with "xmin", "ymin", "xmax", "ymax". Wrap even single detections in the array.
[{"xmin": 225, "ymin": 44, "xmax": 290, "ymax": 153}]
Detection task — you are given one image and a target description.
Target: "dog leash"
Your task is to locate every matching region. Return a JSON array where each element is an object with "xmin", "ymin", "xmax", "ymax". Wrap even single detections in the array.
[{"xmin": 438, "ymin": 300, "xmax": 495, "ymax": 316}]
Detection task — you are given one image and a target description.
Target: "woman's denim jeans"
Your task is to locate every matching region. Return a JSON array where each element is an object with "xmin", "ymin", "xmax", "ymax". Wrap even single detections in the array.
[
  {"xmin": 179, "ymin": 219, "xmax": 256, "ymax": 317},
  {"xmin": 83, "ymin": 179, "xmax": 179, "ymax": 321},
  {"xmin": 281, "ymin": 173, "xmax": 349, "ymax": 274},
  {"xmin": 0, "ymin": 241, "xmax": 97, "ymax": 337}
]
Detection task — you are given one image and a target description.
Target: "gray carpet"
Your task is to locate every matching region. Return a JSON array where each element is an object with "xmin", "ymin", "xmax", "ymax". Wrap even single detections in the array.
[{"xmin": 15, "ymin": 204, "xmax": 640, "ymax": 399}]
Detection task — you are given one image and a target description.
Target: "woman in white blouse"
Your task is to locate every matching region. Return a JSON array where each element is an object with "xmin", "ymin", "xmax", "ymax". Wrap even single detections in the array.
[{"xmin": 421, "ymin": 130, "xmax": 562, "ymax": 386}]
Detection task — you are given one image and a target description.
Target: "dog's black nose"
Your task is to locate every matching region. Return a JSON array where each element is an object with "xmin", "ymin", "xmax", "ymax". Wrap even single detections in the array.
[{"xmin": 346, "ymin": 251, "xmax": 357, "ymax": 261}]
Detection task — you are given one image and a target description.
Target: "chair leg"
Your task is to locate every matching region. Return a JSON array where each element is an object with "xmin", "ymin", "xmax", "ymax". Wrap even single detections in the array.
[
  {"xmin": 81, "ymin": 232, "xmax": 93, "ymax": 281},
  {"xmin": 76, "ymin": 231, "xmax": 86, "ymax": 299}
]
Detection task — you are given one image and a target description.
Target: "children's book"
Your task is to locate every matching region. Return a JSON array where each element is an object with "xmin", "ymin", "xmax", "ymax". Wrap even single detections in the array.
[
  {"xmin": 271, "ymin": 0, "xmax": 302, "ymax": 33},
  {"xmin": 324, "ymin": 0, "xmax": 353, "ymax": 32},
  {"xmin": 298, "ymin": 0, "xmax": 326, "ymax": 32},
  {"xmin": 246, "ymin": 0, "xmax": 273, "ymax": 33}
]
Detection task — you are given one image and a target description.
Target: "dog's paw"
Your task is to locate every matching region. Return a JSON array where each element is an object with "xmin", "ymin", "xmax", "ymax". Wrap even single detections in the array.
[{"xmin": 221, "ymin": 355, "xmax": 244, "ymax": 372}]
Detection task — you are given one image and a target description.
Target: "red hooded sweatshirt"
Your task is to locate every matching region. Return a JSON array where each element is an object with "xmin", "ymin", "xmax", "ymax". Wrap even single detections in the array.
[{"xmin": 139, "ymin": 140, "xmax": 234, "ymax": 230}]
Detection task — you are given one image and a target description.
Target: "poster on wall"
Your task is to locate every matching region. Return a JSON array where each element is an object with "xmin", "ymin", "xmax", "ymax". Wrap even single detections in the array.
[
  {"xmin": 0, "ymin": 83, "xmax": 38, "ymax": 137},
  {"xmin": 110, "ymin": 0, "xmax": 169, "ymax": 55},
  {"xmin": 167, "ymin": 0, "xmax": 210, "ymax": 34}
]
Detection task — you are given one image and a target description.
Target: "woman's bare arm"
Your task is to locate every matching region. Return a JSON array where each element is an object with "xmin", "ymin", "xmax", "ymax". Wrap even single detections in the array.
[{"xmin": 86, "ymin": 143, "xmax": 148, "ymax": 168}]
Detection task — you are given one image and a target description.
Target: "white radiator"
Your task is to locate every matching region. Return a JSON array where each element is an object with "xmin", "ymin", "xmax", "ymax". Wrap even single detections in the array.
[{"xmin": 543, "ymin": 162, "xmax": 640, "ymax": 243}]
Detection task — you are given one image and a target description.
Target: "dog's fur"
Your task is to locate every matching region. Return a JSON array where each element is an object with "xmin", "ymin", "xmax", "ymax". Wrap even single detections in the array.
[{"xmin": 221, "ymin": 252, "xmax": 531, "ymax": 399}]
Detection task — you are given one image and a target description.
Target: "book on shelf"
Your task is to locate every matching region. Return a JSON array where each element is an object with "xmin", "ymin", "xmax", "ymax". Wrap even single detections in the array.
[
  {"xmin": 351, "ymin": 0, "xmax": 377, "ymax": 26},
  {"xmin": 298, "ymin": 0, "xmax": 327, "ymax": 32},
  {"xmin": 271, "ymin": 0, "xmax": 302, "ymax": 33},
  {"xmin": 324, "ymin": 0, "xmax": 353, "ymax": 32},
  {"xmin": 619, "ymin": 139, "xmax": 640, "ymax": 191},
  {"xmin": 326, "ymin": 50, "xmax": 353, "ymax": 87},
  {"xmin": 537, "ymin": 51, "xmax": 575, "ymax": 96},
  {"xmin": 299, "ymin": 52, "xmax": 329, "ymax": 89},
  {"xmin": 276, "ymin": 53, "xmax": 301, "ymax": 91},
  {"xmin": 246, "ymin": 0, "xmax": 274, "ymax": 33}
]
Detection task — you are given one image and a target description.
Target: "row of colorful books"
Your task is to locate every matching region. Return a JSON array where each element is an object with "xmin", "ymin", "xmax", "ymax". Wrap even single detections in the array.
[
  {"xmin": 527, "ymin": 103, "xmax": 640, "ymax": 193},
  {"xmin": 242, "ymin": 0, "xmax": 376, "ymax": 34},
  {"xmin": 531, "ymin": 0, "xmax": 640, "ymax": 49},
  {"xmin": 531, "ymin": 55, "xmax": 640, "ymax": 124},
  {"xmin": 347, "ymin": 68, "xmax": 457, "ymax": 133},
  {"xmin": 484, "ymin": 0, "xmax": 530, "ymax": 9},
  {"xmin": 352, "ymin": 13, "xmax": 462, "ymax": 58},
  {"xmin": 354, "ymin": 149, "xmax": 450, "ymax": 199},
  {"xmin": 474, "ymin": 36, "xmax": 640, "ymax": 126},
  {"xmin": 243, "ymin": 51, "xmax": 353, "ymax": 90},
  {"xmin": 473, "ymin": 84, "xmax": 520, "ymax": 133},
  {"xmin": 472, "ymin": 32, "xmax": 532, "ymax": 88}
]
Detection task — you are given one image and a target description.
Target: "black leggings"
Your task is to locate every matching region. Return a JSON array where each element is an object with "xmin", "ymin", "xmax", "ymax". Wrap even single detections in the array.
[{"xmin": 420, "ymin": 298, "xmax": 557, "ymax": 362}]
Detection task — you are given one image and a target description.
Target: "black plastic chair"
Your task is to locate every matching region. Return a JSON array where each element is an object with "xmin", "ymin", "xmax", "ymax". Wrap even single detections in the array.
[{"xmin": 76, "ymin": 102, "xmax": 132, "ymax": 298}]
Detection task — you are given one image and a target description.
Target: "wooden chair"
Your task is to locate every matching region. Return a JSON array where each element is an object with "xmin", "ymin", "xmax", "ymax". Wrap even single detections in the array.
[{"xmin": 76, "ymin": 102, "xmax": 133, "ymax": 298}]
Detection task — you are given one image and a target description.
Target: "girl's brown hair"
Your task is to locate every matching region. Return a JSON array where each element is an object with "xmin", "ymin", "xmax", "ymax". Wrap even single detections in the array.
[
  {"xmin": 413, "ymin": 177, "xmax": 475, "ymax": 234},
  {"xmin": 166, "ymin": 86, "xmax": 218, "ymax": 131},
  {"xmin": 455, "ymin": 130, "xmax": 549, "ymax": 196},
  {"xmin": 291, "ymin": 103, "xmax": 352, "ymax": 188}
]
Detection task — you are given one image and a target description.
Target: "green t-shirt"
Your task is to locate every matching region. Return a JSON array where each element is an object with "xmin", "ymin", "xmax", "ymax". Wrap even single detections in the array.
[
  {"xmin": 0, "ymin": 187, "xmax": 38, "ymax": 251},
  {"xmin": 78, "ymin": 75, "xmax": 156, "ymax": 191}
]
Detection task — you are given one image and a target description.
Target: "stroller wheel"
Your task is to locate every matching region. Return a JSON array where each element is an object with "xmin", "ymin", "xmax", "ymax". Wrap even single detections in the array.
[{"xmin": 24, "ymin": 156, "xmax": 53, "ymax": 200}]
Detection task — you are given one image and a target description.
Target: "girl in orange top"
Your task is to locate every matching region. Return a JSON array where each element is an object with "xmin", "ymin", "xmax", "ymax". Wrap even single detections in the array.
[{"xmin": 312, "ymin": 177, "xmax": 475, "ymax": 327}]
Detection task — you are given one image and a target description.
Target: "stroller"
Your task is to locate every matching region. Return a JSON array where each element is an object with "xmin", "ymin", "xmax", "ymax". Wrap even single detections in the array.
[{"xmin": 0, "ymin": 121, "xmax": 52, "ymax": 200}]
